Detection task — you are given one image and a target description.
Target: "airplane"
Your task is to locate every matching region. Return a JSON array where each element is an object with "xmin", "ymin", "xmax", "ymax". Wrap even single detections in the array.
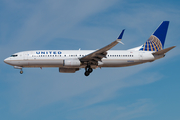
[{"xmin": 4, "ymin": 21, "xmax": 175, "ymax": 76}]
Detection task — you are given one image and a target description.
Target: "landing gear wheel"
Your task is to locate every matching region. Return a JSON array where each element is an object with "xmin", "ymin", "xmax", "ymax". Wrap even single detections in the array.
[
  {"xmin": 88, "ymin": 68, "xmax": 93, "ymax": 73},
  {"xmin": 84, "ymin": 71, "xmax": 90, "ymax": 76},
  {"xmin": 84, "ymin": 64, "xmax": 93, "ymax": 76},
  {"xmin": 20, "ymin": 70, "xmax": 23, "ymax": 74}
]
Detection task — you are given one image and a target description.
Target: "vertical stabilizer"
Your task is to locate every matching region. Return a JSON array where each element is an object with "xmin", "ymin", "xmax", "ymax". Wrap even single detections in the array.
[{"xmin": 139, "ymin": 21, "xmax": 169, "ymax": 51}]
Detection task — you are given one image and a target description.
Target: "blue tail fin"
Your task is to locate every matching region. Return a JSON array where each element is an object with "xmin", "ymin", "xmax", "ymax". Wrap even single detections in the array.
[{"xmin": 139, "ymin": 21, "xmax": 169, "ymax": 51}]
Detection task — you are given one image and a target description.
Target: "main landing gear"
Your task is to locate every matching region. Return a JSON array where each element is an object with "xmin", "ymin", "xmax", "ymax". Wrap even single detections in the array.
[{"xmin": 84, "ymin": 65, "xmax": 93, "ymax": 76}]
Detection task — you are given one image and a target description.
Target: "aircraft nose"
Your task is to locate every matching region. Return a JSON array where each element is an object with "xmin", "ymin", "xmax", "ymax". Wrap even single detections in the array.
[
  {"xmin": 4, "ymin": 58, "xmax": 7, "ymax": 63},
  {"xmin": 4, "ymin": 59, "xmax": 8, "ymax": 64},
  {"xmin": 4, "ymin": 58, "xmax": 10, "ymax": 64}
]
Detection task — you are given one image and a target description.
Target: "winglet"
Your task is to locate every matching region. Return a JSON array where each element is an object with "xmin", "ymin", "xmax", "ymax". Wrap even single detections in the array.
[
  {"xmin": 117, "ymin": 29, "xmax": 125, "ymax": 40},
  {"xmin": 116, "ymin": 29, "xmax": 125, "ymax": 45}
]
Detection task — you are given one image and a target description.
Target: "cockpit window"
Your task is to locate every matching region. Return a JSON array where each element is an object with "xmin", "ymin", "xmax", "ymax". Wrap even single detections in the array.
[{"xmin": 11, "ymin": 55, "xmax": 18, "ymax": 57}]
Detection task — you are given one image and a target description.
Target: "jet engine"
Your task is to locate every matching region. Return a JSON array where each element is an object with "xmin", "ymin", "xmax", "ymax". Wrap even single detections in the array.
[
  {"xmin": 63, "ymin": 59, "xmax": 81, "ymax": 67},
  {"xmin": 59, "ymin": 68, "xmax": 79, "ymax": 73}
]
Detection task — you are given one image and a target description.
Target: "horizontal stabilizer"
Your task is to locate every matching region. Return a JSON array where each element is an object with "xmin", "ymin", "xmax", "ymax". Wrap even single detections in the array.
[{"xmin": 152, "ymin": 46, "xmax": 176, "ymax": 55}]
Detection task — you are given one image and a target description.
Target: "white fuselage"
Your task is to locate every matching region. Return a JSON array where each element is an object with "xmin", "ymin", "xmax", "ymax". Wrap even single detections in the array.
[
  {"xmin": 3, "ymin": 21, "xmax": 173, "ymax": 75},
  {"xmin": 4, "ymin": 50, "xmax": 164, "ymax": 69}
]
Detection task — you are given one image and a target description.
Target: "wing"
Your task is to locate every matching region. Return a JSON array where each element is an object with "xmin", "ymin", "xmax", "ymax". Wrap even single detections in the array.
[{"xmin": 80, "ymin": 29, "xmax": 125, "ymax": 63}]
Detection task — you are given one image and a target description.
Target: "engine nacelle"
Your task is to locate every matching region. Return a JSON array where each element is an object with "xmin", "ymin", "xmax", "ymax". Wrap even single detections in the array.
[
  {"xmin": 63, "ymin": 59, "xmax": 81, "ymax": 67},
  {"xmin": 59, "ymin": 68, "xmax": 79, "ymax": 73}
]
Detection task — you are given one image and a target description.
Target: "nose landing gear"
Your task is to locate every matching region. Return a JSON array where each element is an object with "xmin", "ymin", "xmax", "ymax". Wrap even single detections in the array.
[
  {"xmin": 14, "ymin": 66, "xmax": 23, "ymax": 74},
  {"xmin": 84, "ymin": 65, "xmax": 93, "ymax": 76},
  {"xmin": 20, "ymin": 70, "xmax": 23, "ymax": 74}
]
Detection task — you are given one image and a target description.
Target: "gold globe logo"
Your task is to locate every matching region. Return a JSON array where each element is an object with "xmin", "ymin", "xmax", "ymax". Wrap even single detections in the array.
[{"xmin": 141, "ymin": 35, "xmax": 163, "ymax": 51}]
